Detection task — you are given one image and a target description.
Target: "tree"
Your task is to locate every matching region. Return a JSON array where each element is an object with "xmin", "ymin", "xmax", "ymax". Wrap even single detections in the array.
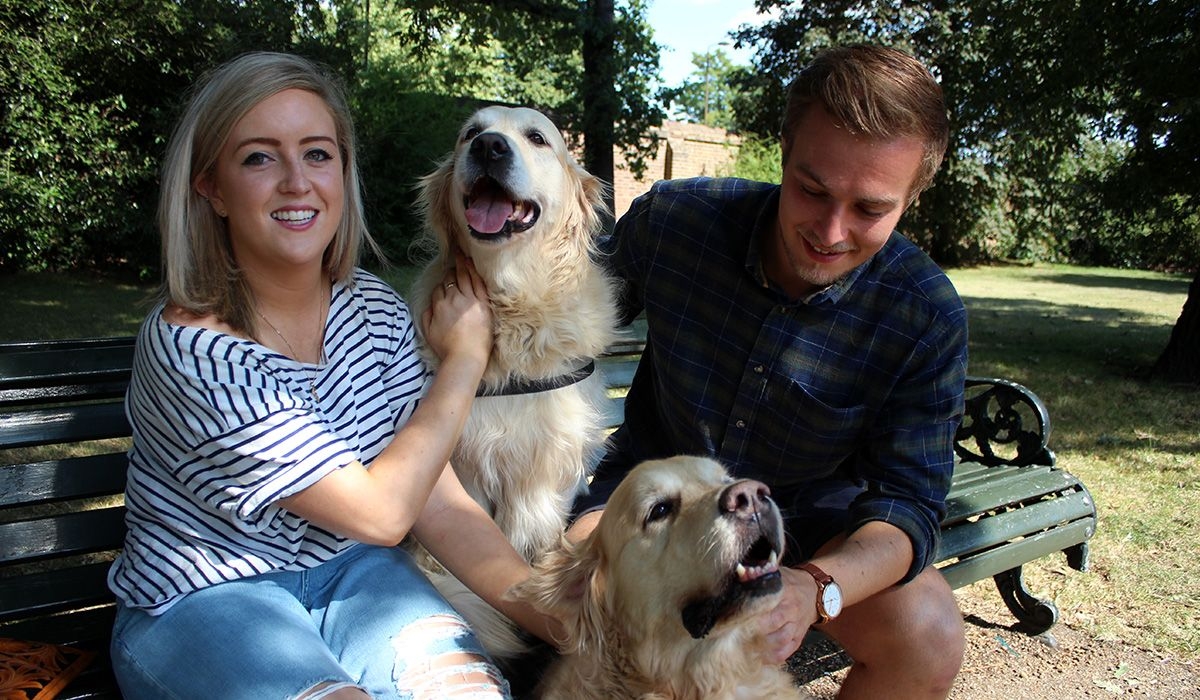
[
  {"xmin": 1, "ymin": 0, "xmax": 667, "ymax": 274},
  {"xmin": 666, "ymin": 49, "xmax": 745, "ymax": 129},
  {"xmin": 1151, "ymin": 272, "xmax": 1200, "ymax": 384}
]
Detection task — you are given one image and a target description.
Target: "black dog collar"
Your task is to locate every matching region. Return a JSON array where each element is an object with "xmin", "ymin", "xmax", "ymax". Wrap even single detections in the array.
[{"xmin": 475, "ymin": 358, "xmax": 596, "ymax": 397}]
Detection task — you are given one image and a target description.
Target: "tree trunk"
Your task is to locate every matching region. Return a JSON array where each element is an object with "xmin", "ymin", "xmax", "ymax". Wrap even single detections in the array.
[
  {"xmin": 580, "ymin": 0, "xmax": 617, "ymax": 214},
  {"xmin": 1150, "ymin": 270, "xmax": 1200, "ymax": 384}
]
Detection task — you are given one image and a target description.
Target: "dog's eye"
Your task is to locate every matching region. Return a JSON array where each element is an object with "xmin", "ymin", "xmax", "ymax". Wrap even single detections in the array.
[
  {"xmin": 463, "ymin": 126, "xmax": 481, "ymax": 142},
  {"xmin": 526, "ymin": 130, "xmax": 548, "ymax": 146},
  {"xmin": 644, "ymin": 499, "xmax": 675, "ymax": 526}
]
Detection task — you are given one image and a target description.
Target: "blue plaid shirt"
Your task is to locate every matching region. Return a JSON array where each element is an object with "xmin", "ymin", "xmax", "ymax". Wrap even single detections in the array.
[{"xmin": 589, "ymin": 177, "xmax": 968, "ymax": 579}]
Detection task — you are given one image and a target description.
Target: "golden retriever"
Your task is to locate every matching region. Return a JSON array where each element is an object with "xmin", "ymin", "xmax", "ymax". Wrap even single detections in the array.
[
  {"xmin": 410, "ymin": 105, "xmax": 620, "ymax": 659},
  {"xmin": 509, "ymin": 456, "xmax": 809, "ymax": 699}
]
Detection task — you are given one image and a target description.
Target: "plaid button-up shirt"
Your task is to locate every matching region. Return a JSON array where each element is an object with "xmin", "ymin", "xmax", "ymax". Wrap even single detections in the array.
[{"xmin": 589, "ymin": 177, "xmax": 968, "ymax": 578}]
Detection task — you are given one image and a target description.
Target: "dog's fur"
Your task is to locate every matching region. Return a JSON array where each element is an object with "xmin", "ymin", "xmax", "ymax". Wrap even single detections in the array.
[
  {"xmin": 509, "ymin": 456, "xmax": 809, "ymax": 700},
  {"xmin": 411, "ymin": 105, "xmax": 620, "ymax": 658}
]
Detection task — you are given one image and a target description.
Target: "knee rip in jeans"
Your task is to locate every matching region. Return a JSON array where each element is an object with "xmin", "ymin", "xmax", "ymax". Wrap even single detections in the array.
[
  {"xmin": 391, "ymin": 613, "xmax": 508, "ymax": 699},
  {"xmin": 296, "ymin": 681, "xmax": 369, "ymax": 699}
]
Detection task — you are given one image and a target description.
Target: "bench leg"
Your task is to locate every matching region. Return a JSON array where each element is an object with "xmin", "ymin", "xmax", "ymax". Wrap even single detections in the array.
[
  {"xmin": 1065, "ymin": 542, "xmax": 1090, "ymax": 573},
  {"xmin": 993, "ymin": 566, "xmax": 1059, "ymax": 634}
]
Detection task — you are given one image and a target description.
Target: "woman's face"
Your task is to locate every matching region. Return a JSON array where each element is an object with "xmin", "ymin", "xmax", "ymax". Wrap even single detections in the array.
[{"xmin": 196, "ymin": 88, "xmax": 344, "ymax": 277}]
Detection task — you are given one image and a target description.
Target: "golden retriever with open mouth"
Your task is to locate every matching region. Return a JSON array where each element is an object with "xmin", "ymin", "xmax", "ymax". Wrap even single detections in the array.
[
  {"xmin": 410, "ymin": 105, "xmax": 620, "ymax": 659},
  {"xmin": 509, "ymin": 456, "xmax": 809, "ymax": 699}
]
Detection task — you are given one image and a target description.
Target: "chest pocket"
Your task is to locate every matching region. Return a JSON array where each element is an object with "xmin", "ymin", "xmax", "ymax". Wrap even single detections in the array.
[{"xmin": 750, "ymin": 378, "xmax": 869, "ymax": 479}]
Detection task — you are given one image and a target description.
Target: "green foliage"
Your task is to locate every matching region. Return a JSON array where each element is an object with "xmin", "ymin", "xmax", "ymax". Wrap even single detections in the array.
[
  {"xmin": 733, "ymin": 0, "xmax": 1199, "ymax": 272},
  {"xmin": 720, "ymin": 135, "xmax": 781, "ymax": 184},
  {"xmin": 1, "ymin": 0, "xmax": 667, "ymax": 277},
  {"xmin": 385, "ymin": 0, "xmax": 666, "ymax": 180},
  {"xmin": 609, "ymin": 0, "xmax": 668, "ymax": 178},
  {"xmin": 353, "ymin": 87, "xmax": 478, "ymax": 264},
  {"xmin": 1, "ymin": 1, "xmax": 155, "ymax": 274},
  {"xmin": 0, "ymin": 0, "xmax": 350, "ymax": 278},
  {"xmin": 665, "ymin": 49, "xmax": 741, "ymax": 129}
]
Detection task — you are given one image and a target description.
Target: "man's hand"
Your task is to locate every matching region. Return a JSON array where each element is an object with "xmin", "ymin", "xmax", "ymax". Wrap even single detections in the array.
[{"xmin": 760, "ymin": 565, "xmax": 820, "ymax": 664}]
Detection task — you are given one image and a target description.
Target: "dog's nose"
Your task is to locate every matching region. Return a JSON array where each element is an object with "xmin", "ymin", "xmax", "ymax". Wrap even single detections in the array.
[
  {"xmin": 470, "ymin": 132, "xmax": 511, "ymax": 162},
  {"xmin": 720, "ymin": 480, "xmax": 771, "ymax": 520}
]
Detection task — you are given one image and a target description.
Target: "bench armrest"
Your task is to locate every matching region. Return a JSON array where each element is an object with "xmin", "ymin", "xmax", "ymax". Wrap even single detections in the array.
[{"xmin": 955, "ymin": 376, "xmax": 1055, "ymax": 467}]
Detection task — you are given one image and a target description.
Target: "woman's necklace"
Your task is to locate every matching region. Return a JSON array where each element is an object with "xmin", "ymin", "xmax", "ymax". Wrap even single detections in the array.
[{"xmin": 255, "ymin": 297, "xmax": 328, "ymax": 402}]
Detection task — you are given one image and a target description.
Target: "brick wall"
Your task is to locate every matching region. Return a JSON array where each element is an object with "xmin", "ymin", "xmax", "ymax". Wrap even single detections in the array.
[{"xmin": 609, "ymin": 121, "xmax": 741, "ymax": 220}]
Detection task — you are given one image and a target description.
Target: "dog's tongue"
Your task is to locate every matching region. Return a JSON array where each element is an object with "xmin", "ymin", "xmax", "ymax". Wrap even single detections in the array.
[{"xmin": 466, "ymin": 192, "xmax": 516, "ymax": 235}]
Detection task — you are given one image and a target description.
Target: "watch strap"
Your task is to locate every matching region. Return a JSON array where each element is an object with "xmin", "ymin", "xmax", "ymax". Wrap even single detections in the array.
[{"xmin": 799, "ymin": 561, "xmax": 833, "ymax": 586}]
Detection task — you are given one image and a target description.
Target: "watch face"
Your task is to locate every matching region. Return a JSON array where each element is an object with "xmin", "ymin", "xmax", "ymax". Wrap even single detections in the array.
[{"xmin": 823, "ymin": 582, "xmax": 844, "ymax": 618}]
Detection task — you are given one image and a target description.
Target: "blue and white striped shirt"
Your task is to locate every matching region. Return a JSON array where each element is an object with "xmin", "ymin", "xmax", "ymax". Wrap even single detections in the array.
[{"xmin": 108, "ymin": 269, "xmax": 427, "ymax": 614}]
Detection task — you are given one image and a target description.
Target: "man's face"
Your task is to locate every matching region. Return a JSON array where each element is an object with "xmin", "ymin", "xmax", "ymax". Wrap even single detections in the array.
[{"xmin": 766, "ymin": 107, "xmax": 924, "ymax": 298}]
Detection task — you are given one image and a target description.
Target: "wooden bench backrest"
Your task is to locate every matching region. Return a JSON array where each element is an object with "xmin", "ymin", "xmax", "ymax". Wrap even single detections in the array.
[{"xmin": 0, "ymin": 337, "xmax": 134, "ymax": 645}]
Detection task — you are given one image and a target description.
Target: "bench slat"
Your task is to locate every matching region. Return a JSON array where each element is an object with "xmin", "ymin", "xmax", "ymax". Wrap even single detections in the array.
[
  {"xmin": 0, "ymin": 453, "xmax": 128, "ymax": 507},
  {"xmin": 0, "ymin": 507, "xmax": 126, "ymax": 565},
  {"xmin": 0, "ymin": 403, "xmax": 131, "ymax": 449},
  {"xmin": 939, "ymin": 488, "xmax": 1094, "ymax": 560},
  {"xmin": 0, "ymin": 602, "xmax": 116, "ymax": 649},
  {"xmin": 0, "ymin": 560, "xmax": 113, "ymax": 623},
  {"xmin": 939, "ymin": 518, "xmax": 1095, "ymax": 589},
  {"xmin": 945, "ymin": 465, "xmax": 1083, "ymax": 523},
  {"xmin": 0, "ymin": 337, "xmax": 135, "ymax": 384},
  {"xmin": 951, "ymin": 462, "xmax": 1057, "ymax": 491},
  {"xmin": 601, "ymin": 395, "xmax": 626, "ymax": 430},
  {"xmin": 54, "ymin": 666, "xmax": 120, "ymax": 700},
  {"xmin": 598, "ymin": 358, "xmax": 639, "ymax": 390}
]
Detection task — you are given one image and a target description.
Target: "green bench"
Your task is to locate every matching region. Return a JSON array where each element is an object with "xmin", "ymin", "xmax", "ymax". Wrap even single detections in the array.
[{"xmin": 0, "ymin": 331, "xmax": 1096, "ymax": 698}]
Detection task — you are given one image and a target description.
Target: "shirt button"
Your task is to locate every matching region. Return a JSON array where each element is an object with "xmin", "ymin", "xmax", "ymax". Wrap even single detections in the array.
[
  {"xmin": 735, "ymin": 419, "xmax": 746, "ymax": 429},
  {"xmin": 753, "ymin": 364, "xmax": 764, "ymax": 374}
]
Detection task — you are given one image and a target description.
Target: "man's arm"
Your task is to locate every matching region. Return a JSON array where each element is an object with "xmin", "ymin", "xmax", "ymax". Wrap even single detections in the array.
[{"xmin": 761, "ymin": 521, "xmax": 912, "ymax": 663}]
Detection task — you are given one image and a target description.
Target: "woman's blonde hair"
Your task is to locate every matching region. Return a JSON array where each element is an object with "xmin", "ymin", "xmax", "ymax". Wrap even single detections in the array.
[
  {"xmin": 157, "ymin": 51, "xmax": 379, "ymax": 332},
  {"xmin": 782, "ymin": 45, "xmax": 950, "ymax": 203}
]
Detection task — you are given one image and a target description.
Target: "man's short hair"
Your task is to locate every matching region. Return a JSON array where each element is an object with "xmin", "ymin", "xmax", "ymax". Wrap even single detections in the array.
[{"xmin": 782, "ymin": 45, "xmax": 950, "ymax": 200}]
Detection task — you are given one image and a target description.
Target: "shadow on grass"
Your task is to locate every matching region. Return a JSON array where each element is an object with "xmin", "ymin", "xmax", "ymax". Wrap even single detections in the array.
[
  {"xmin": 1035, "ymin": 272, "xmax": 1191, "ymax": 295},
  {"xmin": 961, "ymin": 295, "xmax": 1174, "ymax": 372}
]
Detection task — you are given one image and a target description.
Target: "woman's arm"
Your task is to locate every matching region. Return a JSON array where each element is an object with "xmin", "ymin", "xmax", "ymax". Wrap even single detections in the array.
[
  {"xmin": 280, "ymin": 256, "xmax": 492, "ymax": 545},
  {"xmin": 412, "ymin": 465, "xmax": 561, "ymax": 645}
]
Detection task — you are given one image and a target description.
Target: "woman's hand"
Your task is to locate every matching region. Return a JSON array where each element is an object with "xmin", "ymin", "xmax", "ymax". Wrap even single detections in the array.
[{"xmin": 422, "ymin": 252, "xmax": 492, "ymax": 368}]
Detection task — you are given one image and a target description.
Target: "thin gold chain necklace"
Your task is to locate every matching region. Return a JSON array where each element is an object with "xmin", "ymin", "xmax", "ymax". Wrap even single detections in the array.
[{"xmin": 255, "ymin": 297, "xmax": 328, "ymax": 401}]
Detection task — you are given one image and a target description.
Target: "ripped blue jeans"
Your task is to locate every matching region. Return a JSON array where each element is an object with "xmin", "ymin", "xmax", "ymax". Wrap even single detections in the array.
[{"xmin": 110, "ymin": 544, "xmax": 511, "ymax": 699}]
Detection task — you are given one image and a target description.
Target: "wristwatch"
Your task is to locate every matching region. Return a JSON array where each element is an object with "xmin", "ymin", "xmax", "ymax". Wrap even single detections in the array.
[{"xmin": 799, "ymin": 562, "xmax": 843, "ymax": 623}]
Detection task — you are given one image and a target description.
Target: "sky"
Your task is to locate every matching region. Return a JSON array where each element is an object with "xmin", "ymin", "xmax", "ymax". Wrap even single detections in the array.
[{"xmin": 644, "ymin": 0, "xmax": 768, "ymax": 88}]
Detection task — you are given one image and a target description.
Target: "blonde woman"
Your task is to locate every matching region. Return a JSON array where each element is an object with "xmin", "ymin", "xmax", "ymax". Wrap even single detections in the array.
[{"xmin": 108, "ymin": 52, "xmax": 551, "ymax": 699}]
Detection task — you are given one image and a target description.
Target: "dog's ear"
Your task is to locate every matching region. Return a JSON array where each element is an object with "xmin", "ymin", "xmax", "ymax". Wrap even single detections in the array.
[
  {"xmin": 416, "ymin": 154, "xmax": 458, "ymax": 269},
  {"xmin": 508, "ymin": 535, "xmax": 607, "ymax": 656},
  {"xmin": 567, "ymin": 159, "xmax": 611, "ymax": 240}
]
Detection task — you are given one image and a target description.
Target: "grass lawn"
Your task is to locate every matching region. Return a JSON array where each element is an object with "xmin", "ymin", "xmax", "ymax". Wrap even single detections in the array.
[
  {"xmin": 948, "ymin": 263, "xmax": 1197, "ymax": 658},
  {"xmin": 1, "ymin": 262, "xmax": 1195, "ymax": 658}
]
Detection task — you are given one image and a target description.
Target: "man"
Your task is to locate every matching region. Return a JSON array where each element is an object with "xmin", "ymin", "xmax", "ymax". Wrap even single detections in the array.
[{"xmin": 570, "ymin": 45, "xmax": 968, "ymax": 698}]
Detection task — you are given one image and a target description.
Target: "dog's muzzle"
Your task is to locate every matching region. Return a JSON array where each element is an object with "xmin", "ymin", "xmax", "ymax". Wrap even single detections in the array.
[
  {"xmin": 680, "ymin": 484, "xmax": 784, "ymax": 639},
  {"xmin": 462, "ymin": 133, "xmax": 541, "ymax": 239}
]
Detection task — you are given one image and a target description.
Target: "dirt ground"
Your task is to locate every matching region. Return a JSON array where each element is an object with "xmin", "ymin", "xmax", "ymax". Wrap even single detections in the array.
[{"xmin": 790, "ymin": 584, "xmax": 1199, "ymax": 699}]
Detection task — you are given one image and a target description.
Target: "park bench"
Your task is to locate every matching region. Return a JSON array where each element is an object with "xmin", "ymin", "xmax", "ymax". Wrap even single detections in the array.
[{"xmin": 0, "ymin": 329, "xmax": 1097, "ymax": 698}]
